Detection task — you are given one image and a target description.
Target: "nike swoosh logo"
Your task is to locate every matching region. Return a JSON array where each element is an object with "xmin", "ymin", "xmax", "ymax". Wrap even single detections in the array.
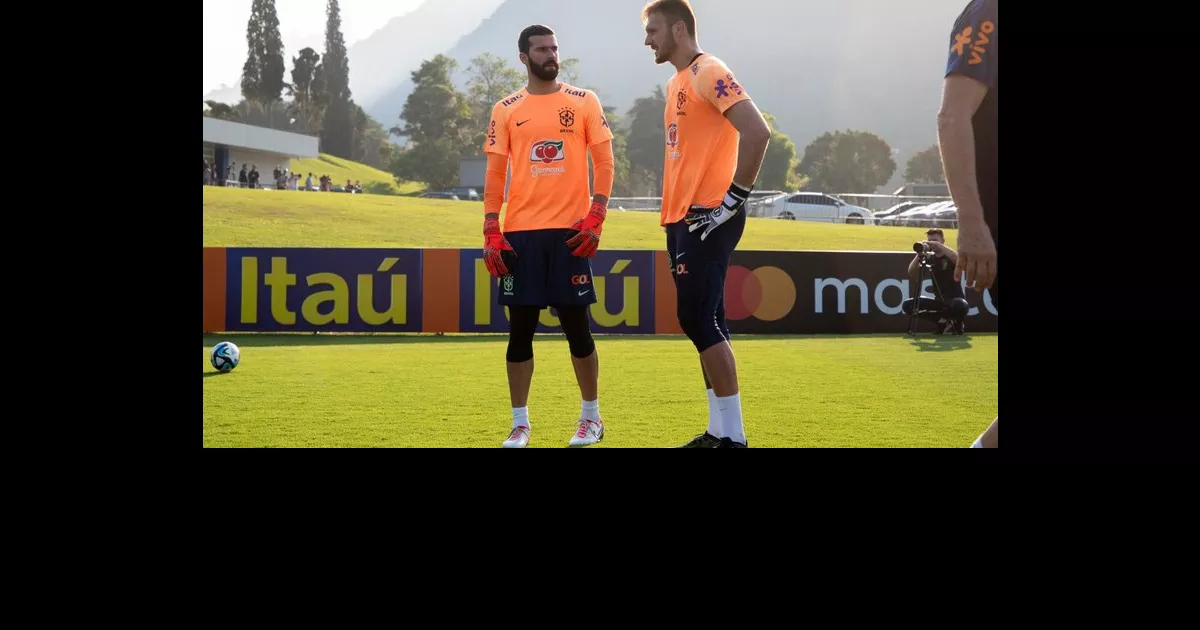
[
  {"xmin": 676, "ymin": 252, "xmax": 685, "ymax": 259},
  {"xmin": 578, "ymin": 290, "xmax": 589, "ymax": 296},
  {"xmin": 515, "ymin": 120, "xmax": 530, "ymax": 126}
]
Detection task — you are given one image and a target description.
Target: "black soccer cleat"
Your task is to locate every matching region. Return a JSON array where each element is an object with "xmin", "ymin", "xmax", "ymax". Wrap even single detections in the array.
[
  {"xmin": 716, "ymin": 437, "xmax": 748, "ymax": 448},
  {"xmin": 676, "ymin": 432, "xmax": 722, "ymax": 448}
]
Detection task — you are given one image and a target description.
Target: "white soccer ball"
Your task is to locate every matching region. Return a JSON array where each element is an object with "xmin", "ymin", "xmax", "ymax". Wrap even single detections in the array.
[{"xmin": 210, "ymin": 341, "xmax": 241, "ymax": 373}]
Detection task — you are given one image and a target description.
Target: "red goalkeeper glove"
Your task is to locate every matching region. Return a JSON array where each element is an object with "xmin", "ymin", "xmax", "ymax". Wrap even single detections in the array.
[
  {"xmin": 483, "ymin": 216, "xmax": 516, "ymax": 278},
  {"xmin": 565, "ymin": 201, "xmax": 607, "ymax": 258}
]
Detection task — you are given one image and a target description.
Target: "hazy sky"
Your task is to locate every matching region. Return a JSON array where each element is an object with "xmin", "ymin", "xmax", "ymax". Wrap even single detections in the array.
[{"xmin": 203, "ymin": 0, "xmax": 424, "ymax": 93}]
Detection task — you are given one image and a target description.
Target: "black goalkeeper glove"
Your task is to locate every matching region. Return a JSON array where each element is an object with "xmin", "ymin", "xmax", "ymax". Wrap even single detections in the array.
[{"xmin": 684, "ymin": 182, "xmax": 751, "ymax": 241}]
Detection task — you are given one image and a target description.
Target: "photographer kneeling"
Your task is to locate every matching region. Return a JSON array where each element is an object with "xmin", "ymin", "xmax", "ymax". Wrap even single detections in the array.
[{"xmin": 903, "ymin": 228, "xmax": 969, "ymax": 335}]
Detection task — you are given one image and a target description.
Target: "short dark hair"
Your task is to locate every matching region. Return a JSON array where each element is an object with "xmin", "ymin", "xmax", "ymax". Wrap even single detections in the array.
[
  {"xmin": 641, "ymin": 0, "xmax": 697, "ymax": 37},
  {"xmin": 926, "ymin": 228, "xmax": 945, "ymax": 238},
  {"xmin": 518, "ymin": 25, "xmax": 555, "ymax": 55}
]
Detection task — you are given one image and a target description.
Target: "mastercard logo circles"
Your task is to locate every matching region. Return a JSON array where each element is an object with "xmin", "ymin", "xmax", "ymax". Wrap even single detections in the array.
[{"xmin": 724, "ymin": 265, "xmax": 796, "ymax": 321}]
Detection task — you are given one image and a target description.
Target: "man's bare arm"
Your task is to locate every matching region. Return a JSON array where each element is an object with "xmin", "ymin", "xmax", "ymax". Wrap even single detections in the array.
[
  {"xmin": 936, "ymin": 75, "xmax": 989, "ymax": 228},
  {"xmin": 724, "ymin": 100, "xmax": 771, "ymax": 189}
]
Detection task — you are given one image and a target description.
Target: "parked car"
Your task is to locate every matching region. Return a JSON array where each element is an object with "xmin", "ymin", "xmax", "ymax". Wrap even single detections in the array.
[
  {"xmin": 764, "ymin": 192, "xmax": 876, "ymax": 224},
  {"xmin": 883, "ymin": 201, "xmax": 943, "ymax": 226},
  {"xmin": 444, "ymin": 187, "xmax": 481, "ymax": 201},
  {"xmin": 929, "ymin": 206, "xmax": 959, "ymax": 228},
  {"xmin": 745, "ymin": 190, "xmax": 789, "ymax": 217},
  {"xmin": 887, "ymin": 201, "xmax": 957, "ymax": 227},
  {"xmin": 420, "ymin": 192, "xmax": 460, "ymax": 200},
  {"xmin": 873, "ymin": 201, "xmax": 926, "ymax": 221}
]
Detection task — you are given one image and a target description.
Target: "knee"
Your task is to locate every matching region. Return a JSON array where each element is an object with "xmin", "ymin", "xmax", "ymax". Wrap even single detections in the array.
[
  {"xmin": 558, "ymin": 307, "xmax": 595, "ymax": 358},
  {"xmin": 506, "ymin": 330, "xmax": 534, "ymax": 362},
  {"xmin": 564, "ymin": 316, "xmax": 597, "ymax": 355},
  {"xmin": 677, "ymin": 304, "xmax": 724, "ymax": 353},
  {"xmin": 677, "ymin": 303, "xmax": 701, "ymax": 339},
  {"xmin": 947, "ymin": 297, "xmax": 970, "ymax": 319},
  {"xmin": 506, "ymin": 308, "xmax": 538, "ymax": 363},
  {"xmin": 564, "ymin": 328, "xmax": 595, "ymax": 358}
]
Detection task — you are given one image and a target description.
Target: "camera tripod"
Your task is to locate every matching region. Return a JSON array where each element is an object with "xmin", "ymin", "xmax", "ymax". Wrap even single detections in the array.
[{"xmin": 907, "ymin": 251, "xmax": 949, "ymax": 336}]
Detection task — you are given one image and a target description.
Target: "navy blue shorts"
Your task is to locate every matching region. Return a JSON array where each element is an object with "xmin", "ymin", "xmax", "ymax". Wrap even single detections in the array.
[
  {"xmin": 498, "ymin": 228, "xmax": 597, "ymax": 308},
  {"xmin": 665, "ymin": 210, "xmax": 747, "ymax": 341}
]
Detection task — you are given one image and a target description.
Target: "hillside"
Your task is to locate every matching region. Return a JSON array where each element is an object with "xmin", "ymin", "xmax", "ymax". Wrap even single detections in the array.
[
  {"xmin": 347, "ymin": 0, "xmax": 504, "ymax": 123},
  {"xmin": 366, "ymin": 0, "xmax": 967, "ymax": 191},
  {"xmin": 288, "ymin": 153, "xmax": 425, "ymax": 196}
]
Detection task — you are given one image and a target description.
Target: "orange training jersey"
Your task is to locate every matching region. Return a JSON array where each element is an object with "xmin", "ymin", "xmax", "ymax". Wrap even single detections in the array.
[
  {"xmin": 660, "ymin": 54, "xmax": 752, "ymax": 226},
  {"xmin": 484, "ymin": 83, "xmax": 614, "ymax": 232}
]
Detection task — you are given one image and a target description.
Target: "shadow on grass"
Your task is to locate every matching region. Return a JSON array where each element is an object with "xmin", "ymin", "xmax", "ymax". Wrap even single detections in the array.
[
  {"xmin": 906, "ymin": 334, "xmax": 975, "ymax": 352},
  {"xmin": 364, "ymin": 181, "xmax": 400, "ymax": 196},
  {"xmin": 203, "ymin": 333, "xmax": 506, "ymax": 348},
  {"xmin": 203, "ymin": 331, "xmax": 996, "ymax": 349},
  {"xmin": 203, "ymin": 371, "xmax": 226, "ymax": 377}
]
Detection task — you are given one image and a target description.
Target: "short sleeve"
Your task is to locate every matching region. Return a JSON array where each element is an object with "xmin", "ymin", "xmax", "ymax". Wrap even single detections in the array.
[
  {"xmin": 484, "ymin": 102, "xmax": 510, "ymax": 155},
  {"xmin": 697, "ymin": 58, "xmax": 751, "ymax": 114},
  {"xmin": 945, "ymin": 0, "xmax": 996, "ymax": 89},
  {"xmin": 584, "ymin": 91, "xmax": 614, "ymax": 147}
]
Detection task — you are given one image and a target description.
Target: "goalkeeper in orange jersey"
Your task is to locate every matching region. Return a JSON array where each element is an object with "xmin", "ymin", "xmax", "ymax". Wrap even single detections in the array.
[
  {"xmin": 481, "ymin": 24, "xmax": 616, "ymax": 448},
  {"xmin": 641, "ymin": 0, "xmax": 772, "ymax": 448}
]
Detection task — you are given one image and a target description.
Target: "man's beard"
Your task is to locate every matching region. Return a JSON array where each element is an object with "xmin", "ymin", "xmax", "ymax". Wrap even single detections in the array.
[
  {"xmin": 530, "ymin": 61, "xmax": 559, "ymax": 81},
  {"xmin": 653, "ymin": 36, "xmax": 675, "ymax": 64}
]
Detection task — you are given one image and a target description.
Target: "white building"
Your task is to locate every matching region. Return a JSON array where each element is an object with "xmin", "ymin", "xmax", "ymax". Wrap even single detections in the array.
[{"xmin": 203, "ymin": 117, "xmax": 319, "ymax": 185}]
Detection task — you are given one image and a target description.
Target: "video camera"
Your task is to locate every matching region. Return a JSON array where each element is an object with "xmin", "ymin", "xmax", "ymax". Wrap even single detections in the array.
[
  {"xmin": 907, "ymin": 241, "xmax": 945, "ymax": 336},
  {"xmin": 913, "ymin": 241, "xmax": 936, "ymax": 265}
]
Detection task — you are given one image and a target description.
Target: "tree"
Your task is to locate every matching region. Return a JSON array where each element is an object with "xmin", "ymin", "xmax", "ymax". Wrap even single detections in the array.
[
  {"xmin": 204, "ymin": 100, "xmax": 241, "ymax": 121},
  {"xmin": 582, "ymin": 106, "xmax": 631, "ymax": 197},
  {"xmin": 391, "ymin": 55, "xmax": 473, "ymax": 146},
  {"xmin": 904, "ymin": 145, "xmax": 944, "ymax": 184},
  {"xmin": 240, "ymin": 4, "xmax": 262, "ymax": 104},
  {"xmin": 258, "ymin": 1, "xmax": 285, "ymax": 107},
  {"xmin": 241, "ymin": 0, "xmax": 286, "ymax": 123},
  {"xmin": 390, "ymin": 55, "xmax": 475, "ymax": 190},
  {"xmin": 624, "ymin": 85, "xmax": 667, "ymax": 196},
  {"xmin": 287, "ymin": 47, "xmax": 324, "ymax": 134},
  {"xmin": 350, "ymin": 102, "xmax": 394, "ymax": 171},
  {"xmin": 244, "ymin": 100, "xmax": 292, "ymax": 130},
  {"xmin": 320, "ymin": 0, "xmax": 354, "ymax": 158},
  {"xmin": 464, "ymin": 53, "xmax": 524, "ymax": 155},
  {"xmin": 796, "ymin": 130, "xmax": 896, "ymax": 193},
  {"xmin": 391, "ymin": 138, "xmax": 464, "ymax": 191},
  {"xmin": 758, "ymin": 113, "xmax": 805, "ymax": 192},
  {"xmin": 558, "ymin": 57, "xmax": 581, "ymax": 85}
]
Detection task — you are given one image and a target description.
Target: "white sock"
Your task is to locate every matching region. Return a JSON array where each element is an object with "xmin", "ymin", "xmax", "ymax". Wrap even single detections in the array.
[
  {"xmin": 717, "ymin": 393, "xmax": 745, "ymax": 444},
  {"xmin": 581, "ymin": 399, "xmax": 600, "ymax": 422},
  {"xmin": 706, "ymin": 389, "xmax": 723, "ymax": 437},
  {"xmin": 512, "ymin": 407, "xmax": 529, "ymax": 430}
]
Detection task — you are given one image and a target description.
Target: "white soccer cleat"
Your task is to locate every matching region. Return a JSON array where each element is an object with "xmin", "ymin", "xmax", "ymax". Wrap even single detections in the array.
[
  {"xmin": 502, "ymin": 426, "xmax": 531, "ymax": 448},
  {"xmin": 568, "ymin": 419, "xmax": 604, "ymax": 447}
]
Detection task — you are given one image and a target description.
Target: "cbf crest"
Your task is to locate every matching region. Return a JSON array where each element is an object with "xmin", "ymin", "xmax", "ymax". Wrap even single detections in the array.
[{"xmin": 558, "ymin": 107, "xmax": 575, "ymax": 128}]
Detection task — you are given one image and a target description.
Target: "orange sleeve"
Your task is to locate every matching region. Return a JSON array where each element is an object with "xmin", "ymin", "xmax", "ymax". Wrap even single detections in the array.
[
  {"xmin": 484, "ymin": 102, "xmax": 510, "ymax": 155},
  {"xmin": 589, "ymin": 141, "xmax": 614, "ymax": 200},
  {"xmin": 697, "ymin": 58, "xmax": 751, "ymax": 114},
  {"xmin": 483, "ymin": 152, "xmax": 509, "ymax": 215},
  {"xmin": 585, "ymin": 91, "xmax": 615, "ymax": 147}
]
